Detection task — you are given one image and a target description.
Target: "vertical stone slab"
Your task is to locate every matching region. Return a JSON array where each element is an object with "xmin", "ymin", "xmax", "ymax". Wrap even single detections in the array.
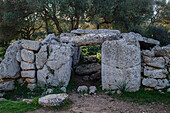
[{"xmin": 102, "ymin": 39, "xmax": 141, "ymax": 92}]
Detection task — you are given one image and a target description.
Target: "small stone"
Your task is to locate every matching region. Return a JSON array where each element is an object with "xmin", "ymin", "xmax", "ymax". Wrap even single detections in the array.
[
  {"xmin": 141, "ymin": 50, "xmax": 155, "ymax": 57},
  {"xmin": 38, "ymin": 93, "xmax": 68, "ymax": 107},
  {"xmin": 60, "ymin": 87, "xmax": 66, "ymax": 93},
  {"xmin": 21, "ymin": 71, "xmax": 35, "ymax": 78},
  {"xmin": 17, "ymin": 78, "xmax": 24, "ymax": 84},
  {"xmin": 25, "ymin": 78, "xmax": 36, "ymax": 84},
  {"xmin": 22, "ymin": 40, "xmax": 40, "ymax": 51},
  {"xmin": 77, "ymin": 86, "xmax": 88, "ymax": 92},
  {"xmin": 0, "ymin": 98, "xmax": 6, "ymax": 101},
  {"xmin": 21, "ymin": 49, "xmax": 35, "ymax": 63},
  {"xmin": 142, "ymin": 78, "xmax": 158, "ymax": 87},
  {"xmin": 0, "ymin": 92, "xmax": 5, "ymax": 97},
  {"xmin": 23, "ymin": 99, "xmax": 34, "ymax": 103},
  {"xmin": 27, "ymin": 84, "xmax": 36, "ymax": 91},
  {"xmin": 89, "ymin": 86, "xmax": 97, "ymax": 94},
  {"xmin": 75, "ymin": 63, "xmax": 101, "ymax": 75},
  {"xmin": 167, "ymin": 88, "xmax": 170, "ymax": 93},
  {"xmin": 155, "ymin": 79, "xmax": 169, "ymax": 89},
  {"xmin": 116, "ymin": 90, "xmax": 122, "ymax": 95},
  {"xmin": 143, "ymin": 56, "xmax": 165, "ymax": 69},
  {"xmin": 83, "ymin": 76, "xmax": 89, "ymax": 81},
  {"xmin": 21, "ymin": 61, "xmax": 35, "ymax": 70},
  {"xmin": 46, "ymin": 89, "xmax": 53, "ymax": 94},
  {"xmin": 0, "ymin": 80, "xmax": 15, "ymax": 91}
]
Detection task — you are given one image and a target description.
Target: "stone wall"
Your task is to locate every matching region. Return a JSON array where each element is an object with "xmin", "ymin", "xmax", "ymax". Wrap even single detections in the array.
[
  {"xmin": 141, "ymin": 45, "xmax": 170, "ymax": 90},
  {"xmin": 0, "ymin": 29, "xmax": 169, "ymax": 96}
]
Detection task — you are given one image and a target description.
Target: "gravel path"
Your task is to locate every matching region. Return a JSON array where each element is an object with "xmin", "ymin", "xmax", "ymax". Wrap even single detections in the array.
[{"xmin": 28, "ymin": 93, "xmax": 170, "ymax": 113}]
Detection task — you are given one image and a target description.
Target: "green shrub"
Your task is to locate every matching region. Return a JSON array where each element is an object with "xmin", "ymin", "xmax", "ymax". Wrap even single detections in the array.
[{"xmin": 146, "ymin": 25, "xmax": 170, "ymax": 46}]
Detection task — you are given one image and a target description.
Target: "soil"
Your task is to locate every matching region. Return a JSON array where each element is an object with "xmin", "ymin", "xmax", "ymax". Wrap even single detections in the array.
[{"xmin": 28, "ymin": 92, "xmax": 170, "ymax": 113}]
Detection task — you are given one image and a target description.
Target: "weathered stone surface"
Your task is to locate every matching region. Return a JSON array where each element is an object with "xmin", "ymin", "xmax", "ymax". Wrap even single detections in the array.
[
  {"xmin": 60, "ymin": 33, "xmax": 77, "ymax": 37},
  {"xmin": 36, "ymin": 45, "xmax": 48, "ymax": 69},
  {"xmin": 143, "ymin": 56, "xmax": 165, "ymax": 68},
  {"xmin": 21, "ymin": 71, "xmax": 35, "ymax": 78},
  {"xmin": 142, "ymin": 78, "xmax": 158, "ymax": 87},
  {"xmin": 0, "ymin": 92, "xmax": 4, "ymax": 97},
  {"xmin": 27, "ymin": 84, "xmax": 36, "ymax": 90},
  {"xmin": 144, "ymin": 66, "xmax": 168, "ymax": 78},
  {"xmin": 16, "ymin": 50, "xmax": 22, "ymax": 62},
  {"xmin": 22, "ymin": 40, "xmax": 40, "ymax": 51},
  {"xmin": 152, "ymin": 45, "xmax": 170, "ymax": 58},
  {"xmin": 141, "ymin": 50, "xmax": 155, "ymax": 57},
  {"xmin": 90, "ymin": 71, "xmax": 101, "ymax": 80},
  {"xmin": 21, "ymin": 61, "xmax": 35, "ymax": 70},
  {"xmin": 25, "ymin": 78, "xmax": 36, "ymax": 84},
  {"xmin": 0, "ymin": 80, "xmax": 15, "ymax": 91},
  {"xmin": 167, "ymin": 88, "xmax": 170, "ymax": 93},
  {"xmin": 46, "ymin": 44, "xmax": 73, "ymax": 87},
  {"xmin": 102, "ymin": 39, "xmax": 141, "ymax": 92},
  {"xmin": 21, "ymin": 49, "xmax": 35, "ymax": 63},
  {"xmin": 77, "ymin": 86, "xmax": 88, "ymax": 92},
  {"xmin": 61, "ymin": 33, "xmax": 120, "ymax": 46},
  {"xmin": 37, "ymin": 65, "xmax": 53, "ymax": 85},
  {"xmin": 75, "ymin": 63, "xmax": 101, "ymax": 75},
  {"xmin": 38, "ymin": 93, "xmax": 68, "ymax": 107},
  {"xmin": 71, "ymin": 29, "xmax": 120, "ymax": 35},
  {"xmin": 60, "ymin": 87, "xmax": 66, "ymax": 93},
  {"xmin": 121, "ymin": 32, "xmax": 160, "ymax": 46},
  {"xmin": 89, "ymin": 86, "xmax": 97, "ymax": 94},
  {"xmin": 0, "ymin": 41, "xmax": 22, "ymax": 79},
  {"xmin": 155, "ymin": 79, "xmax": 169, "ymax": 89},
  {"xmin": 42, "ymin": 34, "xmax": 60, "ymax": 45},
  {"xmin": 72, "ymin": 47, "xmax": 81, "ymax": 66}
]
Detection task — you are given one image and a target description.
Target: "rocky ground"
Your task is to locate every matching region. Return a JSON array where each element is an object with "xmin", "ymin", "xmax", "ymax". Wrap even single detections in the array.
[{"xmin": 28, "ymin": 93, "xmax": 170, "ymax": 113}]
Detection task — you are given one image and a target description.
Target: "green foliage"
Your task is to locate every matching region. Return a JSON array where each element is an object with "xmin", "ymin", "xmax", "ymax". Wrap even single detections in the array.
[
  {"xmin": 81, "ymin": 45, "xmax": 101, "ymax": 56},
  {"xmin": 3, "ymin": 81, "xmax": 43, "ymax": 100},
  {"xmin": 146, "ymin": 25, "xmax": 170, "ymax": 46},
  {"xmin": 0, "ymin": 98, "xmax": 41, "ymax": 113},
  {"xmin": 112, "ymin": 88, "xmax": 170, "ymax": 105},
  {"xmin": 131, "ymin": 25, "xmax": 170, "ymax": 46},
  {"xmin": 66, "ymin": 78, "xmax": 78, "ymax": 93}
]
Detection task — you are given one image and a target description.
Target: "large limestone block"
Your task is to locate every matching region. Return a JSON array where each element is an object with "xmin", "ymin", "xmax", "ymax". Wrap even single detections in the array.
[
  {"xmin": 142, "ymin": 78, "xmax": 158, "ymax": 87},
  {"xmin": 102, "ymin": 39, "xmax": 141, "ymax": 92},
  {"xmin": 71, "ymin": 29, "xmax": 120, "ymax": 35},
  {"xmin": 21, "ymin": 71, "xmax": 35, "ymax": 78},
  {"xmin": 143, "ymin": 56, "xmax": 165, "ymax": 68},
  {"xmin": 46, "ymin": 44, "xmax": 73, "ymax": 87},
  {"xmin": 0, "ymin": 80, "xmax": 15, "ymax": 91},
  {"xmin": 38, "ymin": 93, "xmax": 68, "ymax": 107},
  {"xmin": 22, "ymin": 40, "xmax": 40, "ymax": 51},
  {"xmin": 61, "ymin": 33, "xmax": 120, "ymax": 46},
  {"xmin": 0, "ymin": 41, "xmax": 22, "ymax": 79},
  {"xmin": 21, "ymin": 49, "xmax": 35, "ymax": 63},
  {"xmin": 144, "ymin": 66, "xmax": 168, "ymax": 78},
  {"xmin": 37, "ymin": 65, "xmax": 53, "ymax": 85},
  {"xmin": 36, "ymin": 45, "xmax": 48, "ymax": 69},
  {"xmin": 75, "ymin": 63, "xmax": 101, "ymax": 75},
  {"xmin": 21, "ymin": 61, "xmax": 35, "ymax": 70}
]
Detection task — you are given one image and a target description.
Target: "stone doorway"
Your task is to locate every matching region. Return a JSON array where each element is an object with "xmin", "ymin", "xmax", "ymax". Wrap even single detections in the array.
[{"xmin": 72, "ymin": 45, "xmax": 102, "ymax": 87}]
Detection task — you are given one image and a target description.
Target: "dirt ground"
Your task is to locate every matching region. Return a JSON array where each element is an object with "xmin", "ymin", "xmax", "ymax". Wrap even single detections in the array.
[{"xmin": 28, "ymin": 92, "xmax": 170, "ymax": 113}]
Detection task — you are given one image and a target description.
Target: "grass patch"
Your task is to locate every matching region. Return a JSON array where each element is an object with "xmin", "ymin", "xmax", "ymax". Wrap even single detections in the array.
[
  {"xmin": 55, "ymin": 99, "xmax": 73, "ymax": 110},
  {"xmin": 112, "ymin": 88, "xmax": 170, "ymax": 105},
  {"xmin": 66, "ymin": 78, "xmax": 78, "ymax": 93},
  {"xmin": 0, "ymin": 98, "xmax": 41, "ymax": 113}
]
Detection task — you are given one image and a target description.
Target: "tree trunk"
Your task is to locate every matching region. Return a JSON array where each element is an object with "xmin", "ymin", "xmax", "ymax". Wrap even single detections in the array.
[
  {"xmin": 52, "ymin": 16, "xmax": 63, "ymax": 34},
  {"xmin": 97, "ymin": 24, "xmax": 100, "ymax": 29}
]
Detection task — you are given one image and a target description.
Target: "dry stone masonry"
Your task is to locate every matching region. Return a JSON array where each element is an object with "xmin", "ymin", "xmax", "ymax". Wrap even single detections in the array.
[{"xmin": 0, "ymin": 29, "xmax": 169, "ymax": 95}]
